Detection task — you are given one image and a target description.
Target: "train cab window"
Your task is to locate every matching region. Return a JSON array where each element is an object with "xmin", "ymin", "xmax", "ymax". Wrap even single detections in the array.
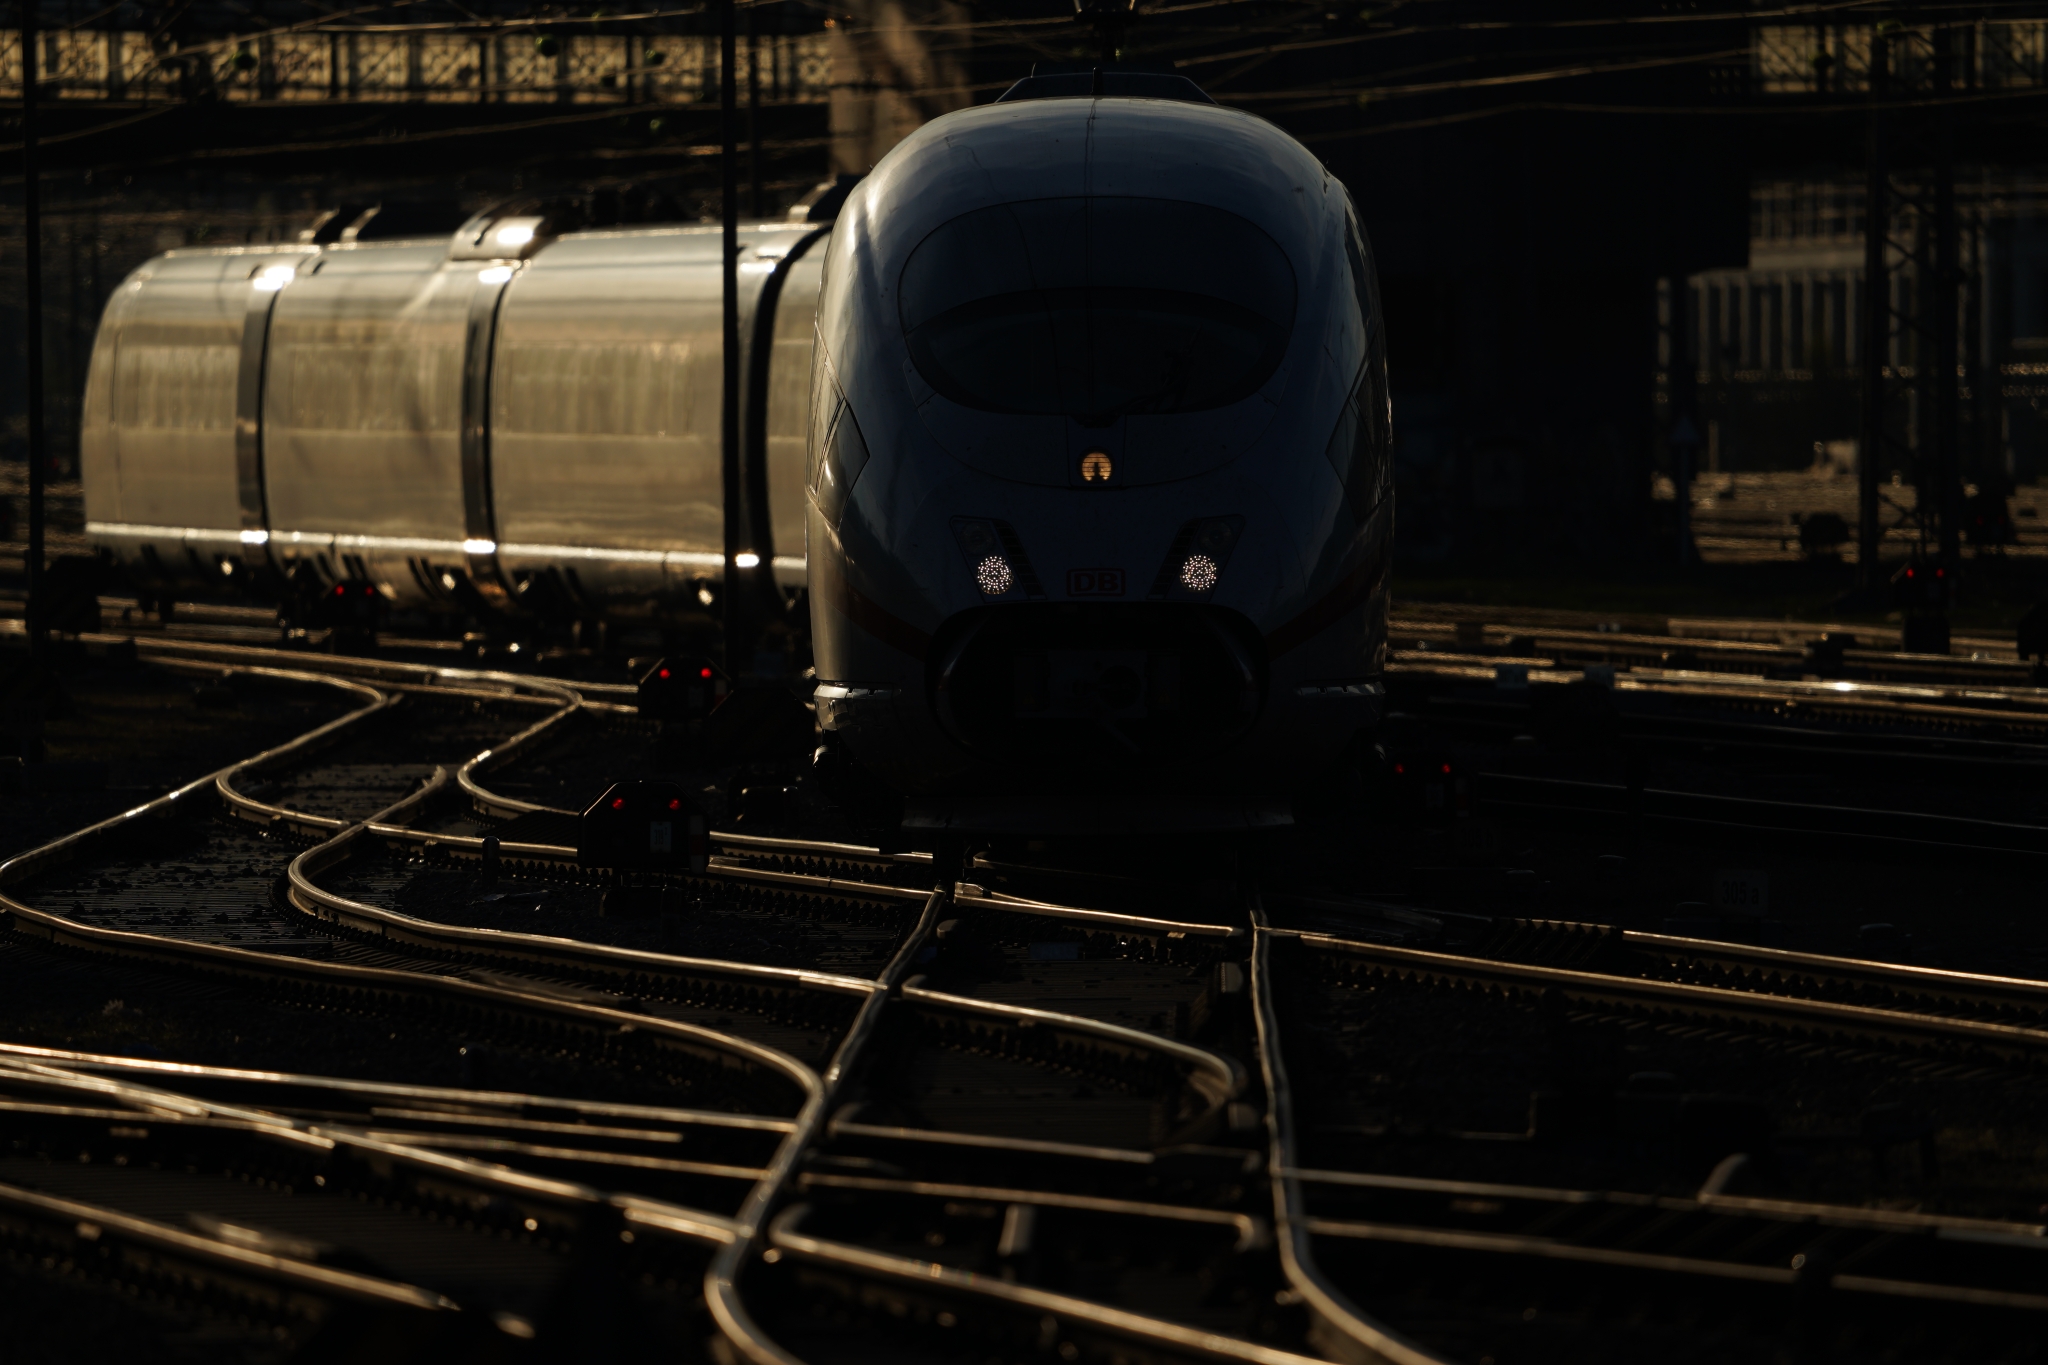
[
  {"xmin": 899, "ymin": 197, "xmax": 1296, "ymax": 417},
  {"xmin": 809, "ymin": 394, "xmax": 870, "ymax": 529}
]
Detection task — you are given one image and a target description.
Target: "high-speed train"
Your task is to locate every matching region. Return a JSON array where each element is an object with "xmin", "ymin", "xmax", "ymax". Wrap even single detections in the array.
[
  {"xmin": 811, "ymin": 70, "xmax": 1390, "ymax": 833},
  {"xmin": 81, "ymin": 68, "xmax": 1390, "ymax": 831},
  {"xmin": 80, "ymin": 190, "xmax": 841, "ymax": 622}
]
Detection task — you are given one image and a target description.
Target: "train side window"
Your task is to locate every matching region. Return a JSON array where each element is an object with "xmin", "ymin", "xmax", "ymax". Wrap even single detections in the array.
[
  {"xmin": 1325, "ymin": 367, "xmax": 1388, "ymax": 523},
  {"xmin": 1325, "ymin": 201, "xmax": 1390, "ymax": 519},
  {"xmin": 810, "ymin": 396, "xmax": 870, "ymax": 529},
  {"xmin": 1341, "ymin": 203, "xmax": 1383, "ymax": 355}
]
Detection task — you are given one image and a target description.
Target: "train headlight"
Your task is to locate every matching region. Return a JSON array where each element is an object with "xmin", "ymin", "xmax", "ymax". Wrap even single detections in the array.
[
  {"xmin": 251, "ymin": 264, "xmax": 295, "ymax": 292},
  {"xmin": 1147, "ymin": 516, "xmax": 1243, "ymax": 599},
  {"xmin": 952, "ymin": 517, "xmax": 1040, "ymax": 599},
  {"xmin": 975, "ymin": 555, "xmax": 1015, "ymax": 597},
  {"xmin": 1080, "ymin": 450, "xmax": 1113, "ymax": 483}
]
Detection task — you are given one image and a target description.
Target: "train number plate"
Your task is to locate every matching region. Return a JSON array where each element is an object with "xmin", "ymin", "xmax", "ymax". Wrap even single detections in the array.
[
  {"xmin": 1066, "ymin": 568, "xmax": 1125, "ymax": 597},
  {"xmin": 1713, "ymin": 868, "xmax": 1768, "ymax": 915}
]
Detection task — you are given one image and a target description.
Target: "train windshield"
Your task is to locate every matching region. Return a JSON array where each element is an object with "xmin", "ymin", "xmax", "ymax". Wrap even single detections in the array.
[{"xmin": 899, "ymin": 197, "xmax": 1296, "ymax": 417}]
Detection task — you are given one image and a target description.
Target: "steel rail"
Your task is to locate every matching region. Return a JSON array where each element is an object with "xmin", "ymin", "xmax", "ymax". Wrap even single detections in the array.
[
  {"xmin": 1626, "ymin": 665, "xmax": 2048, "ymax": 713},
  {"xmin": 1249, "ymin": 922, "xmax": 1453, "ymax": 1365},
  {"xmin": 701, "ymin": 856, "xmax": 935, "ymax": 902},
  {"xmin": 793, "ymin": 1171, "xmax": 1270, "ymax": 1251},
  {"xmin": 1291, "ymin": 1216, "xmax": 2048, "ymax": 1313},
  {"xmin": 705, "ymin": 886, "xmax": 947, "ymax": 1365},
  {"xmin": 0, "ymin": 618, "xmax": 641, "ymax": 702},
  {"xmin": 766, "ymin": 1203, "xmax": 1328, "ymax": 1365},
  {"xmin": 1293, "ymin": 931, "xmax": 2048, "ymax": 1066},
  {"xmin": 1620, "ymin": 927, "xmax": 2048, "ymax": 1019},
  {"xmin": 1394, "ymin": 617, "xmax": 2045, "ymax": 690},
  {"xmin": 1551, "ymin": 706, "xmax": 2048, "ymax": 768},
  {"xmin": 214, "ymin": 678, "xmax": 583, "ymax": 836},
  {"xmin": 700, "ymin": 878, "xmax": 1282, "ymax": 1359},
  {"xmin": 1388, "ymin": 659, "xmax": 2048, "ymax": 733},
  {"xmin": 1454, "ymin": 916, "xmax": 2048, "ymax": 1028},
  {"xmin": 352, "ymin": 822, "xmax": 1236, "ymax": 961},
  {"xmin": 0, "ymin": 1041, "xmax": 798, "ymax": 1137},
  {"xmin": 0, "ymin": 891, "xmax": 818, "ymax": 1095},
  {"xmin": 1665, "ymin": 614, "xmax": 2020, "ymax": 657},
  {"xmin": 0, "ymin": 665, "xmax": 389, "ymax": 887},
  {"xmin": 714, "ymin": 829, "xmax": 933, "ymax": 866},
  {"xmin": 1294, "ymin": 1189, "xmax": 2048, "ymax": 1317},
  {"xmin": 0, "ymin": 695, "xmax": 824, "ymax": 1109},
  {"xmin": 953, "ymin": 883, "xmax": 1245, "ymax": 940},
  {"xmin": 1392, "ymin": 609, "xmax": 2029, "ymax": 666},
  {"xmin": 1475, "ymin": 771, "xmax": 2048, "ymax": 857},
  {"xmin": 0, "ymin": 1059, "xmax": 745, "ymax": 1247},
  {"xmin": 824, "ymin": 1118, "xmax": 1156, "ymax": 1167},
  {"xmin": 352, "ymin": 1131, "xmax": 769, "ymax": 1181},
  {"xmin": 898, "ymin": 981, "xmax": 1247, "ymax": 1124},
  {"xmin": 284, "ymin": 771, "xmax": 883, "ymax": 1011},
  {"xmin": 1394, "ymin": 617, "xmax": 1796, "ymax": 661},
  {"xmin": 1282, "ymin": 1164, "xmax": 2048, "ymax": 1242},
  {"xmin": 455, "ymin": 675, "xmax": 589, "ymax": 819},
  {"xmin": 0, "ymin": 1178, "xmax": 461, "ymax": 1312}
]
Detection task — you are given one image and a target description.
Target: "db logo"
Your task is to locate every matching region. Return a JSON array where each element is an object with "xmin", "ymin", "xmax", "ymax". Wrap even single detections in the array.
[{"xmin": 1067, "ymin": 568, "xmax": 1125, "ymax": 597}]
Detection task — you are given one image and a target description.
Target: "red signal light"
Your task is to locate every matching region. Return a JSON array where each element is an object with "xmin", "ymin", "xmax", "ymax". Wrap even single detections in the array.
[
  {"xmin": 1393, "ymin": 762, "xmax": 1405, "ymax": 775},
  {"xmin": 332, "ymin": 584, "xmax": 345, "ymax": 596},
  {"xmin": 658, "ymin": 668, "xmax": 671, "ymax": 679},
  {"xmin": 611, "ymin": 797, "xmax": 625, "ymax": 810},
  {"xmin": 699, "ymin": 667, "xmax": 713, "ymax": 678},
  {"xmin": 667, "ymin": 798, "xmax": 681, "ymax": 810},
  {"xmin": 1440, "ymin": 762, "xmax": 1452, "ymax": 775}
]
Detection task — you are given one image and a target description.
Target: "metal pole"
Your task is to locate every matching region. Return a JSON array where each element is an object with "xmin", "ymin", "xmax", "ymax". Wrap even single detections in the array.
[
  {"xmin": 1675, "ymin": 428, "xmax": 1692, "ymax": 568},
  {"xmin": 22, "ymin": 0, "xmax": 45, "ymax": 659},
  {"xmin": 747, "ymin": 3, "xmax": 762, "ymax": 218},
  {"xmin": 720, "ymin": 0, "xmax": 746, "ymax": 674},
  {"xmin": 1857, "ymin": 33, "xmax": 1889, "ymax": 592},
  {"xmin": 1932, "ymin": 23, "xmax": 1961, "ymax": 566},
  {"xmin": 1667, "ymin": 276, "xmax": 1696, "ymax": 568}
]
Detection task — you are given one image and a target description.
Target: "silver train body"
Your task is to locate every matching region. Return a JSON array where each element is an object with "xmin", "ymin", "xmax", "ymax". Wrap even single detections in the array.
[
  {"xmin": 81, "ymin": 214, "xmax": 826, "ymax": 613},
  {"xmin": 808, "ymin": 88, "xmax": 1391, "ymax": 832}
]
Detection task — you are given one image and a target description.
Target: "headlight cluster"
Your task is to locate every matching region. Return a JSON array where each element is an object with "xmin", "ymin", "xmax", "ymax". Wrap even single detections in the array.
[{"xmin": 975, "ymin": 554, "xmax": 1016, "ymax": 597}]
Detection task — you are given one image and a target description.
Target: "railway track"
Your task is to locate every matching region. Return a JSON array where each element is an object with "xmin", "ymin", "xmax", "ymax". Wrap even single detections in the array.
[
  {"xmin": 1252, "ymin": 918, "xmax": 2048, "ymax": 1364},
  {"xmin": 0, "ymin": 651, "xmax": 1312, "ymax": 1363},
  {"xmin": 1390, "ymin": 609, "xmax": 2045, "ymax": 690},
  {"xmin": 10, "ymin": 624, "xmax": 2048, "ymax": 1359}
]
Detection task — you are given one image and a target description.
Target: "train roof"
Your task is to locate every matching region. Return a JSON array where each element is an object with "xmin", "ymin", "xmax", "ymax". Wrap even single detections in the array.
[{"xmin": 842, "ymin": 93, "xmax": 1342, "ymax": 286}]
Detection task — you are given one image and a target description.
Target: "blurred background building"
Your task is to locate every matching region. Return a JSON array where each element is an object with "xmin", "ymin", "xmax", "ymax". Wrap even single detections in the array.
[{"xmin": 4, "ymin": 1, "xmax": 2047, "ymax": 572}]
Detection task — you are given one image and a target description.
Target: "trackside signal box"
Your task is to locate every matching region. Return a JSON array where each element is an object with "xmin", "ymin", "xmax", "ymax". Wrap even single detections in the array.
[
  {"xmin": 1890, "ymin": 560, "xmax": 1951, "ymax": 611},
  {"xmin": 638, "ymin": 656, "xmax": 729, "ymax": 720},
  {"xmin": 578, "ymin": 781, "xmax": 708, "ymax": 871}
]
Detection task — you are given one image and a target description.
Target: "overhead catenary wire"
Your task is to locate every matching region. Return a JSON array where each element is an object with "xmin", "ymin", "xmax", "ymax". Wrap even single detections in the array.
[{"xmin": 1285, "ymin": 83, "xmax": 2048, "ymax": 140}]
